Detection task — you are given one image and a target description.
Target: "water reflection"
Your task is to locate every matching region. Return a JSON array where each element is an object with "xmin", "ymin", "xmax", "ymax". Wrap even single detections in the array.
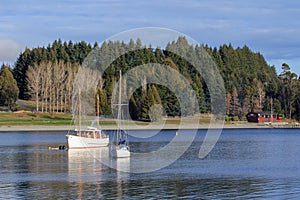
[
  {"xmin": 67, "ymin": 148, "xmax": 130, "ymax": 199},
  {"xmin": 116, "ymin": 158, "xmax": 130, "ymax": 199},
  {"xmin": 68, "ymin": 148, "xmax": 109, "ymax": 180},
  {"xmin": 2, "ymin": 130, "xmax": 300, "ymax": 199},
  {"xmin": 68, "ymin": 148, "xmax": 109, "ymax": 199}
]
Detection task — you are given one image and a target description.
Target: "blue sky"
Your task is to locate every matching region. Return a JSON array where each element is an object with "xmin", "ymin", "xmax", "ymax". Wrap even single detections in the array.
[{"xmin": 0, "ymin": 0, "xmax": 300, "ymax": 75}]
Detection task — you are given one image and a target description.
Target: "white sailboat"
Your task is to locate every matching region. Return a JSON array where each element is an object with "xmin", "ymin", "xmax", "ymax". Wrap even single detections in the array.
[
  {"xmin": 66, "ymin": 126, "xmax": 109, "ymax": 149},
  {"xmin": 66, "ymin": 89, "xmax": 109, "ymax": 149},
  {"xmin": 112, "ymin": 71, "xmax": 130, "ymax": 158}
]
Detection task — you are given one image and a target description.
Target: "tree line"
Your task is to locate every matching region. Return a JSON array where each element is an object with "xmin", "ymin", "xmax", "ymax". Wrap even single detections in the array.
[
  {"xmin": 26, "ymin": 61, "xmax": 78, "ymax": 113},
  {"xmin": 205, "ymin": 44, "xmax": 299, "ymax": 120},
  {"xmin": 0, "ymin": 37, "xmax": 299, "ymax": 121}
]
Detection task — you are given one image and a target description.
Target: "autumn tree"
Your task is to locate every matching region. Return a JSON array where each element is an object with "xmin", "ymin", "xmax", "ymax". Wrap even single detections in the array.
[
  {"xmin": 230, "ymin": 87, "xmax": 241, "ymax": 117},
  {"xmin": 162, "ymin": 57, "xmax": 178, "ymax": 71},
  {"xmin": 14, "ymin": 37, "xmax": 297, "ymax": 120},
  {"xmin": 226, "ymin": 92, "xmax": 232, "ymax": 116}
]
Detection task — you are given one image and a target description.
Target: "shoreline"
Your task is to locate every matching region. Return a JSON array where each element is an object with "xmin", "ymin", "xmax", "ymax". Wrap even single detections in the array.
[{"xmin": 0, "ymin": 122, "xmax": 275, "ymax": 132}]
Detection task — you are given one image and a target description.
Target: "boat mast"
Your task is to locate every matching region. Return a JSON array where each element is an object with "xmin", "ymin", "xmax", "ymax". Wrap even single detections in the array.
[
  {"xmin": 117, "ymin": 70, "xmax": 122, "ymax": 140},
  {"xmin": 97, "ymin": 94, "xmax": 100, "ymax": 127}
]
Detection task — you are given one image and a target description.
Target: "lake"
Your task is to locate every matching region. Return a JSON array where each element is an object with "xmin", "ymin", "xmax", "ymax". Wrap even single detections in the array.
[{"xmin": 1, "ymin": 128, "xmax": 300, "ymax": 199}]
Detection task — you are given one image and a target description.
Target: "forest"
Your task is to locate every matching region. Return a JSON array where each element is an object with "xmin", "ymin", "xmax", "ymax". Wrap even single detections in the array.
[{"xmin": 0, "ymin": 37, "xmax": 299, "ymax": 121}]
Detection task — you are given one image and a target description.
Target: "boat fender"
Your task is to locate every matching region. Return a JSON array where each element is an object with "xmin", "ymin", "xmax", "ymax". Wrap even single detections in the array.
[
  {"xmin": 59, "ymin": 145, "xmax": 66, "ymax": 150},
  {"xmin": 48, "ymin": 145, "xmax": 67, "ymax": 150}
]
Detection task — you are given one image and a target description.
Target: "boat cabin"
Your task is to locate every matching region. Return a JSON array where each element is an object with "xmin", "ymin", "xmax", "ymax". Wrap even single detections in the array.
[{"xmin": 74, "ymin": 126, "xmax": 107, "ymax": 139}]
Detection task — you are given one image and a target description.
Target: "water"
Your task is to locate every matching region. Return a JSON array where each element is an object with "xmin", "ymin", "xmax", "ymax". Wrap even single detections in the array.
[{"xmin": 1, "ymin": 129, "xmax": 300, "ymax": 199}]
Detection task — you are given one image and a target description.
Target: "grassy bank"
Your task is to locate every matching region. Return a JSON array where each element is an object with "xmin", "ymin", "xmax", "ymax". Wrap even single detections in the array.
[
  {"xmin": 1, "ymin": 111, "xmax": 286, "ymax": 131},
  {"xmin": 0, "ymin": 112, "xmax": 72, "ymax": 126},
  {"xmin": 0, "ymin": 111, "xmax": 209, "ymax": 127},
  {"xmin": 1, "ymin": 111, "xmax": 276, "ymax": 129},
  {"xmin": 0, "ymin": 112, "xmax": 177, "ymax": 126}
]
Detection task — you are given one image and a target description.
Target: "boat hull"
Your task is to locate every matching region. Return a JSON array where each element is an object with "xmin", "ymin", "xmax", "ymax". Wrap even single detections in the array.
[
  {"xmin": 110, "ymin": 145, "xmax": 130, "ymax": 158},
  {"xmin": 116, "ymin": 146, "xmax": 130, "ymax": 158},
  {"xmin": 66, "ymin": 135, "xmax": 109, "ymax": 149}
]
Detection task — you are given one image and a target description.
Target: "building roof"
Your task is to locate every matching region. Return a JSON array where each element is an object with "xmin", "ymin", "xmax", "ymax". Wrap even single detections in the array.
[{"xmin": 258, "ymin": 111, "xmax": 278, "ymax": 115}]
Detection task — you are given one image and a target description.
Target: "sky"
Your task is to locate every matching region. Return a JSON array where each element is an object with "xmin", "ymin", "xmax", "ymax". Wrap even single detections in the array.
[{"xmin": 0, "ymin": 0, "xmax": 300, "ymax": 75}]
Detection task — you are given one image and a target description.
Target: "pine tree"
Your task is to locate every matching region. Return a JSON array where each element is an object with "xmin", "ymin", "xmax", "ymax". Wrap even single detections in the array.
[
  {"xmin": 129, "ymin": 95, "xmax": 139, "ymax": 120},
  {"xmin": 279, "ymin": 63, "xmax": 298, "ymax": 119},
  {"xmin": 96, "ymin": 88, "xmax": 110, "ymax": 115},
  {"xmin": 141, "ymin": 87, "xmax": 150, "ymax": 121},
  {"xmin": 148, "ymin": 85, "xmax": 163, "ymax": 121},
  {"xmin": 162, "ymin": 57, "xmax": 178, "ymax": 71},
  {"xmin": 0, "ymin": 65, "xmax": 19, "ymax": 109},
  {"xmin": 13, "ymin": 48, "xmax": 33, "ymax": 99}
]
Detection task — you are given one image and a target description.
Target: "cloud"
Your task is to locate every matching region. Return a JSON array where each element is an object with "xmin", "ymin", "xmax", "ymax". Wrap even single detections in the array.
[
  {"xmin": 1, "ymin": 0, "xmax": 299, "ymax": 75},
  {"xmin": 0, "ymin": 39, "xmax": 23, "ymax": 63}
]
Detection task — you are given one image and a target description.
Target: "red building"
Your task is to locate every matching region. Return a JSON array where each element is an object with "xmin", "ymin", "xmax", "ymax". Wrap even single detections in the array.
[
  {"xmin": 258, "ymin": 112, "xmax": 282, "ymax": 123},
  {"xmin": 246, "ymin": 112, "xmax": 282, "ymax": 123}
]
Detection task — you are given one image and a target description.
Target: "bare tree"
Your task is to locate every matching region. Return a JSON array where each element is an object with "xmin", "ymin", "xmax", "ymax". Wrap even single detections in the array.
[
  {"xmin": 249, "ymin": 78, "xmax": 265, "ymax": 112},
  {"xmin": 26, "ymin": 60, "xmax": 83, "ymax": 114},
  {"xmin": 42, "ymin": 62, "xmax": 53, "ymax": 112},
  {"xmin": 64, "ymin": 63, "xmax": 78, "ymax": 113},
  {"xmin": 72, "ymin": 66, "xmax": 102, "ymax": 116},
  {"xmin": 231, "ymin": 87, "xmax": 241, "ymax": 116},
  {"xmin": 256, "ymin": 79, "xmax": 265, "ymax": 112},
  {"xmin": 51, "ymin": 61, "xmax": 67, "ymax": 112},
  {"xmin": 226, "ymin": 92, "xmax": 232, "ymax": 116},
  {"xmin": 26, "ymin": 63, "xmax": 43, "ymax": 111}
]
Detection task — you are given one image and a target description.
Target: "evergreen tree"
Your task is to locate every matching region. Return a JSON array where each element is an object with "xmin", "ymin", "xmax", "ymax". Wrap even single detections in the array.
[
  {"xmin": 0, "ymin": 64, "xmax": 19, "ymax": 109},
  {"xmin": 12, "ymin": 37, "xmax": 296, "ymax": 119},
  {"xmin": 149, "ymin": 85, "xmax": 163, "ymax": 121},
  {"xmin": 294, "ymin": 85, "xmax": 300, "ymax": 120},
  {"xmin": 155, "ymin": 47, "xmax": 165, "ymax": 63},
  {"xmin": 279, "ymin": 63, "xmax": 298, "ymax": 119},
  {"xmin": 129, "ymin": 95, "xmax": 139, "ymax": 120},
  {"xmin": 141, "ymin": 86, "xmax": 150, "ymax": 121},
  {"xmin": 13, "ymin": 48, "xmax": 33, "ymax": 99},
  {"xmin": 96, "ymin": 88, "xmax": 110, "ymax": 115},
  {"xmin": 162, "ymin": 57, "xmax": 178, "ymax": 71},
  {"xmin": 140, "ymin": 85, "xmax": 163, "ymax": 121}
]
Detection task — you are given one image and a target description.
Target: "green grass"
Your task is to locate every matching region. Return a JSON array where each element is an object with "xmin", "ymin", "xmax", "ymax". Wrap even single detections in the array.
[
  {"xmin": 0, "ymin": 112, "xmax": 154, "ymax": 126},
  {"xmin": 0, "ymin": 100, "xmax": 214, "ymax": 127},
  {"xmin": 0, "ymin": 112, "xmax": 73, "ymax": 126},
  {"xmin": 0, "ymin": 111, "xmax": 215, "ymax": 127}
]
